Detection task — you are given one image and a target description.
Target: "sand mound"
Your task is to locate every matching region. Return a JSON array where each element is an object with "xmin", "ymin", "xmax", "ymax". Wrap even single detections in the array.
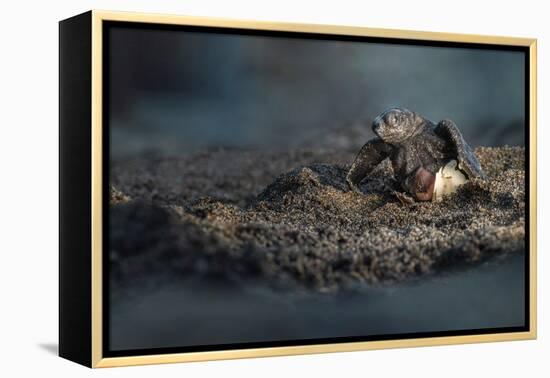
[{"xmin": 109, "ymin": 146, "xmax": 525, "ymax": 291}]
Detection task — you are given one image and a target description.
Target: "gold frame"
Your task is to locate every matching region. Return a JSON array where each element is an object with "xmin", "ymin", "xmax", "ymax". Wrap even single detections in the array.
[{"xmin": 89, "ymin": 9, "xmax": 537, "ymax": 368}]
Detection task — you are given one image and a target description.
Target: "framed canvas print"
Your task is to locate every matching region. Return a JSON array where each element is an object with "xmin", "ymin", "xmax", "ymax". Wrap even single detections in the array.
[{"xmin": 59, "ymin": 10, "xmax": 537, "ymax": 368}]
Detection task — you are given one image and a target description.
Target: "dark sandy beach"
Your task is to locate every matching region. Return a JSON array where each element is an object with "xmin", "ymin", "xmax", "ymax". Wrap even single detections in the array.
[
  {"xmin": 108, "ymin": 143, "xmax": 525, "ymax": 351},
  {"xmin": 109, "ymin": 145, "xmax": 525, "ymax": 292},
  {"xmin": 102, "ymin": 28, "xmax": 527, "ymax": 351}
]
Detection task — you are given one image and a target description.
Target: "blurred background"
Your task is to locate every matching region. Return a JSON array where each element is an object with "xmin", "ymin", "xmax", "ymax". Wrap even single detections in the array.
[{"xmin": 107, "ymin": 25, "xmax": 525, "ymax": 160}]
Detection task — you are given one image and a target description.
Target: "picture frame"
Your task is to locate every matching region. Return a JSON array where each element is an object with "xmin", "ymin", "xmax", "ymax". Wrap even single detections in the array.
[{"xmin": 59, "ymin": 10, "xmax": 537, "ymax": 368}]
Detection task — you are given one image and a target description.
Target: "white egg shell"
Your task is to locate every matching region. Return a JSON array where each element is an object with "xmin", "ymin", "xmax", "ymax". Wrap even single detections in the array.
[{"xmin": 432, "ymin": 160, "xmax": 468, "ymax": 202}]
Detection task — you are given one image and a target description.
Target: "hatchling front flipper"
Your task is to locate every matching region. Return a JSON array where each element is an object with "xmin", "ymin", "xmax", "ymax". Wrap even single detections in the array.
[
  {"xmin": 346, "ymin": 137, "xmax": 393, "ymax": 193},
  {"xmin": 435, "ymin": 119, "xmax": 486, "ymax": 179}
]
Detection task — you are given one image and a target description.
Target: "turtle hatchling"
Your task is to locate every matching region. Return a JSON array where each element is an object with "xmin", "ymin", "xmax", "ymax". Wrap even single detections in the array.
[{"xmin": 346, "ymin": 107, "xmax": 485, "ymax": 203}]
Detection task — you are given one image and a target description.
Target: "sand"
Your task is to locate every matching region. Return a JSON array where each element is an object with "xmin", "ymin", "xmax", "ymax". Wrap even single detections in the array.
[{"xmin": 109, "ymin": 146, "xmax": 525, "ymax": 292}]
